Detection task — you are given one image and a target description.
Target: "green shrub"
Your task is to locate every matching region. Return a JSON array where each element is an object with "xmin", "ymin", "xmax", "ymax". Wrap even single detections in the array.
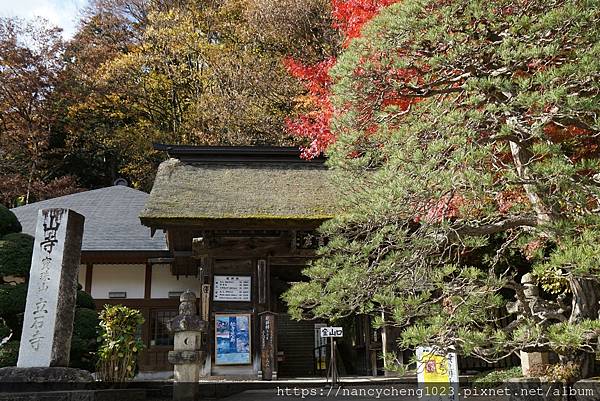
[
  {"xmin": 0, "ymin": 206, "xmax": 21, "ymax": 238},
  {"xmin": 73, "ymin": 308, "xmax": 99, "ymax": 340},
  {"xmin": 96, "ymin": 305, "xmax": 144, "ymax": 382},
  {"xmin": 76, "ymin": 290, "xmax": 95, "ymax": 310},
  {"xmin": 0, "ymin": 283, "xmax": 27, "ymax": 339},
  {"xmin": 70, "ymin": 305, "xmax": 100, "ymax": 371},
  {"xmin": 70, "ymin": 336, "xmax": 96, "ymax": 371},
  {"xmin": 0, "ymin": 233, "xmax": 33, "ymax": 278},
  {"xmin": 0, "ymin": 340, "xmax": 19, "ymax": 368},
  {"xmin": 0, "ymin": 319, "xmax": 10, "ymax": 340},
  {"xmin": 75, "ymin": 291, "xmax": 96, "ymax": 310},
  {"xmin": 473, "ymin": 367, "xmax": 523, "ymax": 384}
]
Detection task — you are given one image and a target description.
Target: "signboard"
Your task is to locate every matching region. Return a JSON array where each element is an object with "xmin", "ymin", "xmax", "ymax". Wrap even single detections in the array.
[
  {"xmin": 320, "ymin": 327, "xmax": 343, "ymax": 338},
  {"xmin": 201, "ymin": 284, "xmax": 210, "ymax": 320},
  {"xmin": 416, "ymin": 346, "xmax": 459, "ymax": 401},
  {"xmin": 215, "ymin": 314, "xmax": 251, "ymax": 365},
  {"xmin": 213, "ymin": 275, "xmax": 251, "ymax": 301},
  {"xmin": 260, "ymin": 312, "xmax": 276, "ymax": 380}
]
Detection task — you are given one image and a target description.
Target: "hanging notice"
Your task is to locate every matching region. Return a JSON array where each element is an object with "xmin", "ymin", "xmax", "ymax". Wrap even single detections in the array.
[
  {"xmin": 213, "ymin": 275, "xmax": 251, "ymax": 301},
  {"xmin": 215, "ymin": 314, "xmax": 251, "ymax": 365}
]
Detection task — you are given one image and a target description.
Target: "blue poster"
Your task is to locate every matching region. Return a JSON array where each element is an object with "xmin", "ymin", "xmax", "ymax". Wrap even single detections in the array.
[{"xmin": 215, "ymin": 314, "xmax": 251, "ymax": 365}]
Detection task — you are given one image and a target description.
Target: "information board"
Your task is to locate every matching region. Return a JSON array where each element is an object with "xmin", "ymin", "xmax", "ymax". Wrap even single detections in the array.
[
  {"xmin": 215, "ymin": 314, "xmax": 251, "ymax": 365},
  {"xmin": 213, "ymin": 275, "xmax": 251, "ymax": 301}
]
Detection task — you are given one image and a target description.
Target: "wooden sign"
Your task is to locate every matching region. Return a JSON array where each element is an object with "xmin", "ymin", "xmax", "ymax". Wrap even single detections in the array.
[
  {"xmin": 320, "ymin": 327, "xmax": 343, "ymax": 338},
  {"xmin": 260, "ymin": 312, "xmax": 276, "ymax": 380},
  {"xmin": 201, "ymin": 284, "xmax": 210, "ymax": 321},
  {"xmin": 295, "ymin": 231, "xmax": 327, "ymax": 249}
]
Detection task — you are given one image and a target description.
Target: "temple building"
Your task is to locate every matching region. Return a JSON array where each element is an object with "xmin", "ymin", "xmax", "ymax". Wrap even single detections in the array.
[
  {"xmin": 136, "ymin": 146, "xmax": 518, "ymax": 379},
  {"xmin": 139, "ymin": 144, "xmax": 346, "ymax": 378},
  {"xmin": 11, "ymin": 146, "xmax": 393, "ymax": 377}
]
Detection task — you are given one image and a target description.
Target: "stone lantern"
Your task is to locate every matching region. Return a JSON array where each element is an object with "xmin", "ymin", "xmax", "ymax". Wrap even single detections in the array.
[{"xmin": 168, "ymin": 290, "xmax": 208, "ymax": 385}]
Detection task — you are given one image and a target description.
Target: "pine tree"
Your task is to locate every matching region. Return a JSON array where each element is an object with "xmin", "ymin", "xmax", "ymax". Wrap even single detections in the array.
[{"xmin": 285, "ymin": 0, "xmax": 600, "ymax": 378}]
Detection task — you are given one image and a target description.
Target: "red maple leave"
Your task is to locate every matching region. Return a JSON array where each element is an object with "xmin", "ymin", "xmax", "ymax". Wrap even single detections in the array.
[{"xmin": 285, "ymin": 0, "xmax": 402, "ymax": 159}]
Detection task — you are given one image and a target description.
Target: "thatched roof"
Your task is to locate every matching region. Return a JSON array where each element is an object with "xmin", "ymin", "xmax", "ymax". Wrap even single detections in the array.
[{"xmin": 140, "ymin": 146, "xmax": 337, "ymax": 227}]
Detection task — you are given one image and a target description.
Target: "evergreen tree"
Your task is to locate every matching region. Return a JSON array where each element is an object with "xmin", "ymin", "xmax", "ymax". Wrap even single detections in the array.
[{"xmin": 285, "ymin": 0, "xmax": 600, "ymax": 378}]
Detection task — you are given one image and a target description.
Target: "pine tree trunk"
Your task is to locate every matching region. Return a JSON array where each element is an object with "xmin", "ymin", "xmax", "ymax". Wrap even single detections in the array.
[
  {"xmin": 567, "ymin": 276, "xmax": 600, "ymax": 378},
  {"xmin": 510, "ymin": 140, "xmax": 600, "ymax": 378}
]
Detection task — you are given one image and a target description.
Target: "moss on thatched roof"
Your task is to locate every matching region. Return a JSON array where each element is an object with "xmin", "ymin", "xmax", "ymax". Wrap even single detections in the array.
[{"xmin": 139, "ymin": 158, "xmax": 337, "ymax": 225}]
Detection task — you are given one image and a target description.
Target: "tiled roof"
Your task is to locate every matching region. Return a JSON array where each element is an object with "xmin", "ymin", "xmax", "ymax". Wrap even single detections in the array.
[{"xmin": 11, "ymin": 186, "xmax": 167, "ymax": 252}]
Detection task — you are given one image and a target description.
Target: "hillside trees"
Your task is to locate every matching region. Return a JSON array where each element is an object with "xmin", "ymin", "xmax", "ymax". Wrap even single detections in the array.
[
  {"xmin": 283, "ymin": 0, "xmax": 400, "ymax": 158},
  {"xmin": 60, "ymin": 0, "xmax": 335, "ymax": 189},
  {"xmin": 0, "ymin": 0, "xmax": 337, "ymax": 199},
  {"xmin": 0, "ymin": 18, "xmax": 80, "ymax": 207},
  {"xmin": 48, "ymin": 0, "xmax": 146, "ymax": 190},
  {"xmin": 284, "ymin": 0, "xmax": 600, "ymax": 378}
]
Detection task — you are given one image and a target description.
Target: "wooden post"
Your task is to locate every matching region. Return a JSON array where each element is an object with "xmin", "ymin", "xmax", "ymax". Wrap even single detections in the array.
[
  {"xmin": 84, "ymin": 263, "xmax": 93, "ymax": 294},
  {"xmin": 201, "ymin": 284, "xmax": 210, "ymax": 321},
  {"xmin": 259, "ymin": 311, "xmax": 276, "ymax": 380},
  {"xmin": 328, "ymin": 338, "xmax": 338, "ymax": 387},
  {"xmin": 258, "ymin": 259, "xmax": 267, "ymax": 305},
  {"xmin": 144, "ymin": 262, "xmax": 152, "ymax": 299}
]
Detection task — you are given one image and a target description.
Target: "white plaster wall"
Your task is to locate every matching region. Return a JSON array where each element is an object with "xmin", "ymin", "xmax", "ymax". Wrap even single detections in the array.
[
  {"xmin": 78, "ymin": 264, "xmax": 86, "ymax": 290},
  {"xmin": 91, "ymin": 264, "xmax": 145, "ymax": 299},
  {"xmin": 151, "ymin": 264, "xmax": 201, "ymax": 299}
]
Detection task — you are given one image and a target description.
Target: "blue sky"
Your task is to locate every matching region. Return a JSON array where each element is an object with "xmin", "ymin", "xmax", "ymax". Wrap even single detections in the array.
[{"xmin": 0, "ymin": 0, "xmax": 89, "ymax": 39}]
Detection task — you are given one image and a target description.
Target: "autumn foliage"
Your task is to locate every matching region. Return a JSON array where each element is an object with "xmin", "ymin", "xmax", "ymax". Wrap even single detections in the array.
[
  {"xmin": 0, "ymin": 0, "xmax": 336, "ymax": 202},
  {"xmin": 331, "ymin": 0, "xmax": 399, "ymax": 43},
  {"xmin": 284, "ymin": 0, "xmax": 402, "ymax": 158}
]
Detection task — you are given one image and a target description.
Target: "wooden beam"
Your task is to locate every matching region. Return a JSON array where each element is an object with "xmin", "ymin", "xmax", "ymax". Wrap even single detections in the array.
[
  {"xmin": 94, "ymin": 298, "xmax": 179, "ymax": 308},
  {"xmin": 268, "ymin": 256, "xmax": 315, "ymax": 266},
  {"xmin": 191, "ymin": 237, "xmax": 316, "ymax": 259},
  {"xmin": 85, "ymin": 263, "xmax": 93, "ymax": 294},
  {"xmin": 147, "ymin": 257, "xmax": 175, "ymax": 264},
  {"xmin": 141, "ymin": 218, "xmax": 328, "ymax": 231},
  {"xmin": 144, "ymin": 262, "xmax": 152, "ymax": 299},
  {"xmin": 80, "ymin": 250, "xmax": 171, "ymax": 265}
]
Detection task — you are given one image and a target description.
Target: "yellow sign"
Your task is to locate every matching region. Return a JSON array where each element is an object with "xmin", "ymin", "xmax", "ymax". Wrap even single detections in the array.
[
  {"xmin": 421, "ymin": 352, "xmax": 449, "ymax": 383},
  {"xmin": 416, "ymin": 346, "xmax": 458, "ymax": 401}
]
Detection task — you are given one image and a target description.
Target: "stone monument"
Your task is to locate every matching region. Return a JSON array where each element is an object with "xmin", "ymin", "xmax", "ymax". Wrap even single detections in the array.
[{"xmin": 0, "ymin": 208, "xmax": 91, "ymax": 383}]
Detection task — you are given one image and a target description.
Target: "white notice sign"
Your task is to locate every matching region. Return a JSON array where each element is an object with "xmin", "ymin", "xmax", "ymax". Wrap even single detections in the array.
[
  {"xmin": 320, "ymin": 327, "xmax": 343, "ymax": 338},
  {"xmin": 213, "ymin": 275, "xmax": 251, "ymax": 301}
]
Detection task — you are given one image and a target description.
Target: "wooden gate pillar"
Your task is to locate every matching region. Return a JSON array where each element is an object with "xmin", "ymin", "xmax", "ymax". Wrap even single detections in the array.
[{"xmin": 259, "ymin": 311, "xmax": 277, "ymax": 380}]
